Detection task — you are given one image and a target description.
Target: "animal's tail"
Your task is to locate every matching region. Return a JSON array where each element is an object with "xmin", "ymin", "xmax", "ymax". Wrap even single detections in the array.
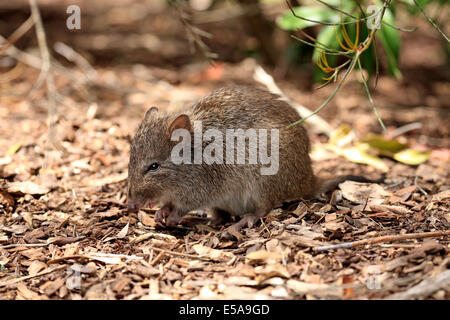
[{"xmin": 314, "ymin": 174, "xmax": 386, "ymax": 197}]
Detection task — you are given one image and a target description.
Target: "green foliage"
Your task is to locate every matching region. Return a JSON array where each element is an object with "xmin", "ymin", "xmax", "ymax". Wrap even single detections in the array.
[
  {"xmin": 276, "ymin": 0, "xmax": 446, "ymax": 82},
  {"xmin": 401, "ymin": 0, "xmax": 448, "ymax": 15},
  {"xmin": 312, "ymin": 26, "xmax": 339, "ymax": 82},
  {"xmin": 277, "ymin": 6, "xmax": 343, "ymax": 30}
]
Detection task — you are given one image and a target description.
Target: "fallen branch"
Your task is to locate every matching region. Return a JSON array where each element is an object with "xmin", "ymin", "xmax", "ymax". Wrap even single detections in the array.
[
  {"xmin": 54, "ymin": 41, "xmax": 97, "ymax": 81},
  {"xmin": 0, "ymin": 236, "xmax": 85, "ymax": 250},
  {"xmin": 315, "ymin": 230, "xmax": 450, "ymax": 251},
  {"xmin": 0, "ymin": 34, "xmax": 87, "ymax": 85},
  {"xmin": 0, "ymin": 243, "xmax": 48, "ymax": 249},
  {"xmin": 386, "ymin": 269, "xmax": 450, "ymax": 299},
  {"xmin": 0, "ymin": 16, "xmax": 34, "ymax": 56},
  {"xmin": 29, "ymin": 0, "xmax": 62, "ymax": 152}
]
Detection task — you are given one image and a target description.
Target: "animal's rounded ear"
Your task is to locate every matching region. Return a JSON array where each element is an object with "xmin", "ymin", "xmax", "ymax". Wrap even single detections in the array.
[
  {"xmin": 144, "ymin": 106, "xmax": 159, "ymax": 120},
  {"xmin": 168, "ymin": 114, "xmax": 191, "ymax": 137}
]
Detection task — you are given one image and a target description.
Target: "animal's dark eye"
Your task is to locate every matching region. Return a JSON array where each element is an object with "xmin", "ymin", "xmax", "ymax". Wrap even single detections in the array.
[{"xmin": 146, "ymin": 163, "xmax": 160, "ymax": 173}]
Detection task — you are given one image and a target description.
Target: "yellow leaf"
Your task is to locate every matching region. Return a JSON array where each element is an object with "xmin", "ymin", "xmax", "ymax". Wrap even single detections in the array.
[
  {"xmin": 329, "ymin": 124, "xmax": 354, "ymax": 147},
  {"xmin": 327, "ymin": 144, "xmax": 388, "ymax": 172},
  {"xmin": 393, "ymin": 148, "xmax": 430, "ymax": 165},
  {"xmin": 362, "ymin": 134, "xmax": 407, "ymax": 155},
  {"xmin": 6, "ymin": 143, "xmax": 22, "ymax": 156}
]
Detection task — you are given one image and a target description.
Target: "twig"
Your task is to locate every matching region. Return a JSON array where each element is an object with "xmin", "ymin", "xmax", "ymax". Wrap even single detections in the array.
[
  {"xmin": 0, "ymin": 16, "xmax": 34, "ymax": 56},
  {"xmin": 29, "ymin": 0, "xmax": 62, "ymax": 152},
  {"xmin": 316, "ymin": 230, "xmax": 449, "ymax": 251},
  {"xmin": 388, "ymin": 122, "xmax": 422, "ymax": 139},
  {"xmin": 0, "ymin": 236, "xmax": 85, "ymax": 249},
  {"xmin": 253, "ymin": 65, "xmax": 333, "ymax": 136},
  {"xmin": 0, "ymin": 61, "xmax": 24, "ymax": 83},
  {"xmin": 412, "ymin": 0, "xmax": 449, "ymax": 42},
  {"xmin": 0, "ymin": 35, "xmax": 87, "ymax": 85},
  {"xmin": 0, "ymin": 265, "xmax": 66, "ymax": 288},
  {"xmin": 286, "ymin": 0, "xmax": 380, "ymax": 26},
  {"xmin": 54, "ymin": 42, "xmax": 97, "ymax": 81},
  {"xmin": 0, "ymin": 243, "xmax": 48, "ymax": 249},
  {"xmin": 386, "ymin": 269, "xmax": 450, "ymax": 300},
  {"xmin": 171, "ymin": 1, "xmax": 218, "ymax": 63},
  {"xmin": 145, "ymin": 245, "xmax": 211, "ymax": 262},
  {"xmin": 414, "ymin": 175, "xmax": 428, "ymax": 196},
  {"xmin": 291, "ymin": 33, "xmax": 351, "ymax": 55}
]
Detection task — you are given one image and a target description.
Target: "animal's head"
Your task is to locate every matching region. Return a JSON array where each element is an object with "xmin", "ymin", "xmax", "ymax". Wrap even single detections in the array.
[{"xmin": 127, "ymin": 107, "xmax": 192, "ymax": 211}]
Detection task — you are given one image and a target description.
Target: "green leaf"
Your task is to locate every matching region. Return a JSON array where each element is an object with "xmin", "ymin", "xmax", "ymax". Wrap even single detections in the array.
[
  {"xmin": 362, "ymin": 134, "xmax": 407, "ymax": 155},
  {"xmin": 277, "ymin": 1, "xmax": 358, "ymax": 31},
  {"xmin": 377, "ymin": 8, "xmax": 402, "ymax": 79},
  {"xmin": 277, "ymin": 6, "xmax": 338, "ymax": 31},
  {"xmin": 400, "ymin": 0, "xmax": 444, "ymax": 15}
]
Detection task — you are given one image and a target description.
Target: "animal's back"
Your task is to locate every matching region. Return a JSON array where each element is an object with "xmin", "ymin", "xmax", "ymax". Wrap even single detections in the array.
[{"xmin": 186, "ymin": 86, "xmax": 316, "ymax": 215}]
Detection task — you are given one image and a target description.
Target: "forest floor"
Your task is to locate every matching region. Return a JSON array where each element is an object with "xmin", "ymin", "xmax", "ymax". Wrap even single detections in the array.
[{"xmin": 0, "ymin": 0, "xmax": 449, "ymax": 299}]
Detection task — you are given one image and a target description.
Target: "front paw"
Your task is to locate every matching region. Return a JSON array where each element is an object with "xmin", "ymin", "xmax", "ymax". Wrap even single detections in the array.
[
  {"xmin": 165, "ymin": 211, "xmax": 181, "ymax": 227},
  {"xmin": 154, "ymin": 207, "xmax": 171, "ymax": 226}
]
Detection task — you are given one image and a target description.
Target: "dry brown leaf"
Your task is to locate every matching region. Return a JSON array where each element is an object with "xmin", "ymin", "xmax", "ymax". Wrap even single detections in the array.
[
  {"xmin": 246, "ymin": 250, "xmax": 282, "ymax": 264},
  {"xmin": 39, "ymin": 278, "xmax": 65, "ymax": 296},
  {"xmin": 112, "ymin": 277, "xmax": 130, "ymax": 293},
  {"xmin": 27, "ymin": 261, "xmax": 47, "ymax": 276},
  {"xmin": 445, "ymin": 212, "xmax": 450, "ymax": 223},
  {"xmin": 138, "ymin": 211, "xmax": 156, "ymax": 227},
  {"xmin": 0, "ymin": 234, "xmax": 8, "ymax": 243},
  {"xmin": 387, "ymin": 270, "xmax": 450, "ymax": 299},
  {"xmin": 221, "ymin": 285, "xmax": 271, "ymax": 300},
  {"xmin": 2, "ymin": 224, "xmax": 28, "ymax": 235},
  {"xmin": 287, "ymin": 280, "xmax": 343, "ymax": 298},
  {"xmin": 84, "ymin": 283, "xmax": 109, "ymax": 300},
  {"xmin": 431, "ymin": 190, "xmax": 450, "ymax": 202},
  {"xmin": 192, "ymin": 244, "xmax": 234, "ymax": 262},
  {"xmin": 0, "ymin": 190, "xmax": 14, "ymax": 208},
  {"xmin": 116, "ymin": 222, "xmax": 129, "ymax": 239},
  {"xmin": 82, "ymin": 171, "xmax": 128, "ymax": 187},
  {"xmin": 20, "ymin": 248, "xmax": 44, "ymax": 260},
  {"xmin": 71, "ymin": 263, "xmax": 97, "ymax": 274},
  {"xmin": 87, "ymin": 252, "xmax": 143, "ymax": 264},
  {"xmin": 339, "ymin": 181, "xmax": 391, "ymax": 206},
  {"xmin": 3, "ymin": 181, "xmax": 50, "ymax": 195},
  {"xmin": 93, "ymin": 207, "xmax": 120, "ymax": 218},
  {"xmin": 254, "ymin": 263, "xmax": 290, "ymax": 281},
  {"xmin": 130, "ymin": 231, "xmax": 177, "ymax": 244},
  {"xmin": 391, "ymin": 185, "xmax": 416, "ymax": 202},
  {"xmin": 16, "ymin": 283, "xmax": 41, "ymax": 300},
  {"xmin": 370, "ymin": 204, "xmax": 411, "ymax": 215},
  {"xmin": 223, "ymin": 276, "xmax": 258, "ymax": 286}
]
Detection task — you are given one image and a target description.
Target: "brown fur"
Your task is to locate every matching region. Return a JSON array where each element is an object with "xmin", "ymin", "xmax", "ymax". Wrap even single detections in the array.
[{"xmin": 127, "ymin": 86, "xmax": 377, "ymax": 228}]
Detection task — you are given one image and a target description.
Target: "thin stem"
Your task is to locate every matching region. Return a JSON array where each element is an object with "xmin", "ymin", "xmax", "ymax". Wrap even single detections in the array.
[
  {"xmin": 412, "ymin": 0, "xmax": 449, "ymax": 42},
  {"xmin": 286, "ymin": 0, "xmax": 379, "ymax": 26},
  {"xmin": 288, "ymin": 53, "xmax": 360, "ymax": 128},
  {"xmin": 291, "ymin": 35, "xmax": 351, "ymax": 56},
  {"xmin": 315, "ymin": 0, "xmax": 356, "ymax": 19},
  {"xmin": 357, "ymin": 58, "xmax": 386, "ymax": 131},
  {"xmin": 0, "ymin": 16, "xmax": 34, "ymax": 55}
]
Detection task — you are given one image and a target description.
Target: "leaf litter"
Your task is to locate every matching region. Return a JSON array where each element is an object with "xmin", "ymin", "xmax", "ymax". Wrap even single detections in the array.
[{"xmin": 0, "ymin": 1, "xmax": 448, "ymax": 300}]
